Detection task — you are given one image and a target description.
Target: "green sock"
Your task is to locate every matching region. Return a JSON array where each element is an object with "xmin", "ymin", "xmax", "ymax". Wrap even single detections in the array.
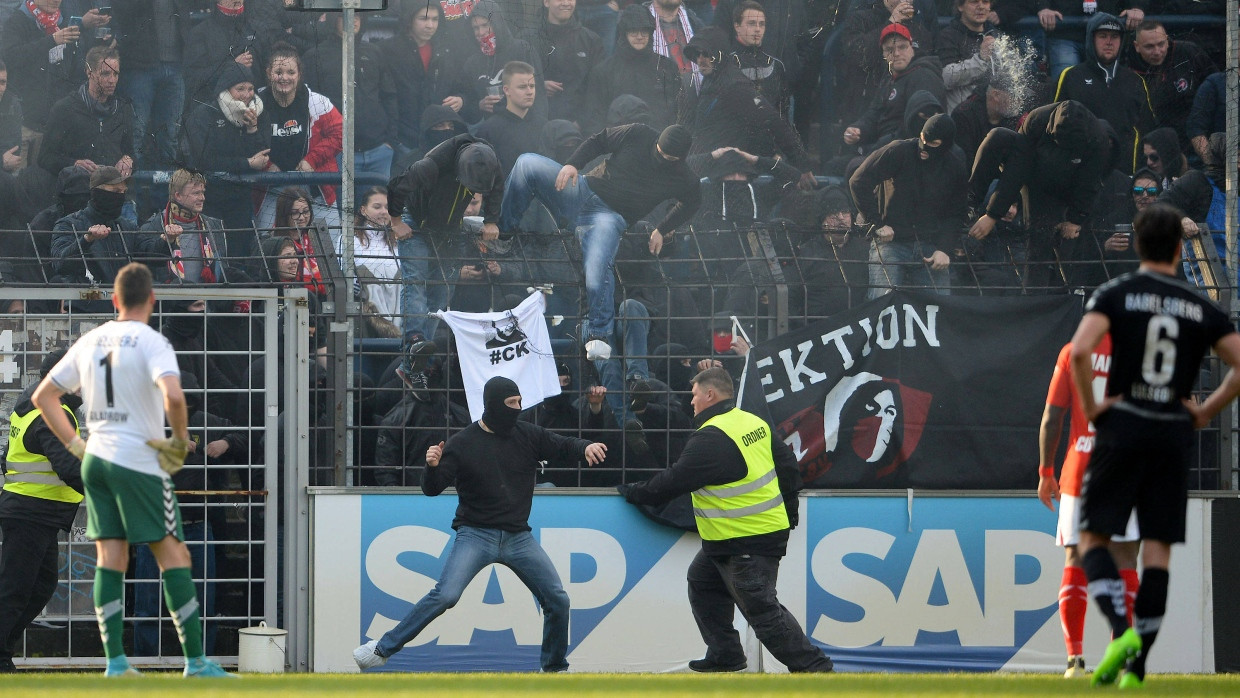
[
  {"xmin": 93, "ymin": 567, "xmax": 126, "ymax": 659},
  {"xmin": 161, "ymin": 567, "xmax": 204, "ymax": 658}
]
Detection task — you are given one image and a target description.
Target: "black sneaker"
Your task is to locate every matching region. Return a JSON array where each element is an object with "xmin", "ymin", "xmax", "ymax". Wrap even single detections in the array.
[
  {"xmin": 627, "ymin": 377, "xmax": 652, "ymax": 413},
  {"xmin": 403, "ymin": 336, "xmax": 438, "ymax": 372},
  {"xmin": 397, "ymin": 336, "xmax": 437, "ymax": 391},
  {"xmin": 399, "ymin": 369, "xmax": 433, "ymax": 403},
  {"xmin": 623, "ymin": 418, "xmax": 650, "ymax": 457},
  {"xmin": 688, "ymin": 658, "xmax": 747, "ymax": 673}
]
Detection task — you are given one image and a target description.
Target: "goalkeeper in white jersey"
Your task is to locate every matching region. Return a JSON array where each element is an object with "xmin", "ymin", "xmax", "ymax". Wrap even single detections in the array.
[{"xmin": 32, "ymin": 263, "xmax": 234, "ymax": 679}]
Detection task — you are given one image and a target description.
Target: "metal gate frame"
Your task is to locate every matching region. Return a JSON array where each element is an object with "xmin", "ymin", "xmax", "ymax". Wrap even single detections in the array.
[{"xmin": 0, "ymin": 285, "xmax": 308, "ymax": 669}]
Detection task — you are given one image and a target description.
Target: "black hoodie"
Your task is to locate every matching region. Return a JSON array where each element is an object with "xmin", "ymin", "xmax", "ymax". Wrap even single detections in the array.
[
  {"xmin": 849, "ymin": 116, "xmax": 968, "ymax": 255},
  {"xmin": 1052, "ymin": 12, "xmax": 1155, "ymax": 174},
  {"xmin": 474, "ymin": 104, "xmax": 549, "ymax": 176},
  {"xmin": 1124, "ymin": 38, "xmax": 1215, "ymax": 141},
  {"xmin": 522, "ymin": 12, "xmax": 603, "ymax": 122},
  {"xmin": 565, "ymin": 123, "xmax": 701, "ymax": 232},
  {"xmin": 183, "ymin": 3, "xmax": 279, "ymax": 109},
  {"xmin": 38, "ymin": 85, "xmax": 135, "ymax": 177},
  {"xmin": 303, "ymin": 30, "xmax": 398, "ymax": 152},
  {"xmin": 387, "ymin": 133, "xmax": 503, "ymax": 231},
  {"xmin": 971, "ymin": 100, "xmax": 1117, "ymax": 226},
  {"xmin": 584, "ymin": 6, "xmax": 682, "ymax": 134},
  {"xmin": 681, "ymin": 30, "xmax": 809, "ymax": 168},
  {"xmin": 850, "ymin": 54, "xmax": 946, "ymax": 149}
]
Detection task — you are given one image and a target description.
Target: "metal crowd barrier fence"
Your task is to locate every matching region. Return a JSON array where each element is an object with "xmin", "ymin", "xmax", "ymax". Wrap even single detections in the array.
[
  {"xmin": 3, "ymin": 199, "xmax": 1234, "ymax": 491},
  {"xmin": 0, "ymin": 286, "xmax": 311, "ymax": 669}
]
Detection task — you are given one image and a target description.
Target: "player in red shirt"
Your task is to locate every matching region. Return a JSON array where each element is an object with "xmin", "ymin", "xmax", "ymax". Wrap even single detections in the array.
[{"xmin": 1038, "ymin": 334, "xmax": 1139, "ymax": 678}]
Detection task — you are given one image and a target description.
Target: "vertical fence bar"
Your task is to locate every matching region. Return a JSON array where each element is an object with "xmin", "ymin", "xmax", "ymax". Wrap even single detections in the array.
[{"xmin": 283, "ymin": 289, "xmax": 312, "ymax": 671}]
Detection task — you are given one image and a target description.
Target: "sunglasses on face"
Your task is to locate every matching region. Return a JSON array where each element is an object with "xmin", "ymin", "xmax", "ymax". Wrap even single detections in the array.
[{"xmin": 1133, "ymin": 186, "xmax": 1159, "ymax": 196}]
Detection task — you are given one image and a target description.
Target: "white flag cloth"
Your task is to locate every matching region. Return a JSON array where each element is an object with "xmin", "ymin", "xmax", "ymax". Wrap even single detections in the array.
[{"xmin": 435, "ymin": 292, "xmax": 562, "ymax": 420}]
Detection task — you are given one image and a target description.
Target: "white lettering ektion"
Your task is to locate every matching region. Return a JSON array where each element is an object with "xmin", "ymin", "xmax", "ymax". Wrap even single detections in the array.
[{"xmin": 756, "ymin": 304, "xmax": 940, "ymax": 402}]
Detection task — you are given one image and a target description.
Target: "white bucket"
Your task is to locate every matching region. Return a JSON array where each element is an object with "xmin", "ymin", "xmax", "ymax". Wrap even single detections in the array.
[{"xmin": 237, "ymin": 622, "xmax": 287, "ymax": 673}]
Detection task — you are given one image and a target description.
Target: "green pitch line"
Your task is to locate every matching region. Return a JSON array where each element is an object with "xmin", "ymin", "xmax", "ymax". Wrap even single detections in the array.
[{"xmin": 1, "ymin": 672, "xmax": 1238, "ymax": 696}]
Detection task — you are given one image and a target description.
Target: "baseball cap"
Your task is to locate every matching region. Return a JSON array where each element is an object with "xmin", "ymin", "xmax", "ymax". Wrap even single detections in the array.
[
  {"xmin": 90, "ymin": 166, "xmax": 127, "ymax": 189},
  {"xmin": 880, "ymin": 23, "xmax": 913, "ymax": 45},
  {"xmin": 1093, "ymin": 15, "xmax": 1124, "ymax": 34}
]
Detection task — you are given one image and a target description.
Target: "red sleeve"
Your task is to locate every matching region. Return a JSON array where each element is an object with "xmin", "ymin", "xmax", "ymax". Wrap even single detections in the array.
[
  {"xmin": 305, "ymin": 105, "xmax": 343, "ymax": 170},
  {"xmin": 1045, "ymin": 343, "xmax": 1073, "ymax": 409}
]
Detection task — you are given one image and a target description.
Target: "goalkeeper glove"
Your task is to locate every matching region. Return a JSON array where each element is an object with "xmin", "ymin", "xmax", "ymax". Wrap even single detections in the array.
[{"xmin": 146, "ymin": 437, "xmax": 190, "ymax": 475}]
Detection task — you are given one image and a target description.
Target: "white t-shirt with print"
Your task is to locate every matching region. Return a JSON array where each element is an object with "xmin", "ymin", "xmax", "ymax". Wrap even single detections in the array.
[{"xmin": 48, "ymin": 320, "xmax": 181, "ymax": 477}]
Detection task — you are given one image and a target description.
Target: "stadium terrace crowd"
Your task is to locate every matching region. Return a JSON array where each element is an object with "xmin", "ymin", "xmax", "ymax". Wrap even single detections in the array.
[{"xmin": 0, "ymin": 0, "xmax": 1233, "ymax": 482}]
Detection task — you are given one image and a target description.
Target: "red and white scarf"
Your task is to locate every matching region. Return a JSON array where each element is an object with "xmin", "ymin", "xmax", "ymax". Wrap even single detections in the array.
[
  {"xmin": 297, "ymin": 230, "xmax": 327, "ymax": 297},
  {"xmin": 648, "ymin": 4, "xmax": 700, "ymax": 88},
  {"xmin": 163, "ymin": 203, "xmax": 219, "ymax": 284},
  {"xmin": 25, "ymin": 0, "xmax": 60, "ymax": 35}
]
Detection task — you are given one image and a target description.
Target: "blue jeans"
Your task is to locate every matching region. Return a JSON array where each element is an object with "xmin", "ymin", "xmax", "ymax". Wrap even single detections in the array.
[
  {"xmin": 337, "ymin": 143, "xmax": 395, "ymax": 200},
  {"xmin": 595, "ymin": 298, "xmax": 651, "ymax": 422},
  {"xmin": 133, "ymin": 520, "xmax": 217, "ymax": 656},
  {"xmin": 398, "ymin": 228, "xmax": 456, "ymax": 342},
  {"xmin": 375, "ymin": 526, "xmax": 570, "ymax": 671},
  {"xmin": 1046, "ymin": 38, "xmax": 1084, "ymax": 86},
  {"xmin": 868, "ymin": 238, "xmax": 952, "ymax": 299},
  {"xmin": 577, "ymin": 4, "xmax": 619, "ymax": 55},
  {"xmin": 118, "ymin": 61, "xmax": 184, "ymax": 168},
  {"xmin": 501, "ymin": 153, "xmax": 626, "ymax": 339}
]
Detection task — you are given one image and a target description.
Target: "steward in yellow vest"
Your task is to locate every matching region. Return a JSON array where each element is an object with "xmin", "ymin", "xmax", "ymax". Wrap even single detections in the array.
[
  {"xmin": 0, "ymin": 350, "xmax": 84, "ymax": 672},
  {"xmin": 618, "ymin": 367, "xmax": 833, "ymax": 674}
]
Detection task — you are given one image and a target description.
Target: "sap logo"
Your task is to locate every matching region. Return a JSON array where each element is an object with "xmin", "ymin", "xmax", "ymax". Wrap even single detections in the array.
[
  {"xmin": 808, "ymin": 527, "xmax": 1060, "ymax": 648},
  {"xmin": 361, "ymin": 526, "xmax": 625, "ymax": 646}
]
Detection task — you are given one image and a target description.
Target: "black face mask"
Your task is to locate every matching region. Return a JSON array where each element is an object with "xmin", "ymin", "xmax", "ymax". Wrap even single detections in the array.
[
  {"xmin": 481, "ymin": 376, "xmax": 521, "ymax": 435},
  {"xmin": 164, "ymin": 311, "xmax": 204, "ymax": 341},
  {"xmin": 91, "ymin": 189, "xmax": 126, "ymax": 220},
  {"xmin": 425, "ymin": 129, "xmax": 455, "ymax": 148}
]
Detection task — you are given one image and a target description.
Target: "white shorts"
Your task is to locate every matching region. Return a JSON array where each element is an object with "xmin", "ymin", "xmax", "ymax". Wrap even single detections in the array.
[{"xmin": 1056, "ymin": 493, "xmax": 1140, "ymax": 547}]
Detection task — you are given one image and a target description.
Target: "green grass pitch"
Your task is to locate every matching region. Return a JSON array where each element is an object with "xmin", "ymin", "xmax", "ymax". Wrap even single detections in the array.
[{"xmin": 2, "ymin": 672, "xmax": 1239, "ymax": 696}]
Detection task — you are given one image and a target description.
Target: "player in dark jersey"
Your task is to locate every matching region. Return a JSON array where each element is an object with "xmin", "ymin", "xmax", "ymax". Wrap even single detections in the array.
[{"xmin": 1068, "ymin": 203, "xmax": 1240, "ymax": 688}]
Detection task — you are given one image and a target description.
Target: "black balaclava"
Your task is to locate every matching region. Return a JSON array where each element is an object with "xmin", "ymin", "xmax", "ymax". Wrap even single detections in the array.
[
  {"xmin": 918, "ymin": 113, "xmax": 956, "ymax": 161},
  {"xmin": 481, "ymin": 375, "xmax": 521, "ymax": 435},
  {"xmin": 57, "ymin": 166, "xmax": 91, "ymax": 213},
  {"xmin": 91, "ymin": 187, "xmax": 126, "ymax": 220},
  {"xmin": 162, "ymin": 297, "xmax": 205, "ymax": 342}
]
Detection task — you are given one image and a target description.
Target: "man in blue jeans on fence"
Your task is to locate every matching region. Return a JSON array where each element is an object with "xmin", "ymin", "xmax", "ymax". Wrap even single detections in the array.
[
  {"xmin": 499, "ymin": 124, "xmax": 702, "ymax": 360},
  {"xmin": 353, "ymin": 377, "xmax": 607, "ymax": 672}
]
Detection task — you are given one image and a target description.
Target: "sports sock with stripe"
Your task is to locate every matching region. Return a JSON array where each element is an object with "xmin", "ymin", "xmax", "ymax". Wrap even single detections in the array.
[
  {"xmin": 1059, "ymin": 565, "xmax": 1088, "ymax": 656},
  {"xmin": 1081, "ymin": 547, "xmax": 1129, "ymax": 637},
  {"xmin": 93, "ymin": 567, "xmax": 126, "ymax": 659},
  {"xmin": 162, "ymin": 567, "xmax": 204, "ymax": 659},
  {"xmin": 1128, "ymin": 567, "xmax": 1168, "ymax": 681}
]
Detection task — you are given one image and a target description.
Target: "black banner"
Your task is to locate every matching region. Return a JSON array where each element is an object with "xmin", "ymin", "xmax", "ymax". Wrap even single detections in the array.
[{"xmin": 739, "ymin": 291, "xmax": 1082, "ymax": 489}]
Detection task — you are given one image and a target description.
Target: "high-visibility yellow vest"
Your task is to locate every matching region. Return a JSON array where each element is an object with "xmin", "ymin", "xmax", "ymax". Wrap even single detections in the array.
[
  {"xmin": 691, "ymin": 408, "xmax": 789, "ymax": 541},
  {"xmin": 4, "ymin": 404, "xmax": 83, "ymax": 504}
]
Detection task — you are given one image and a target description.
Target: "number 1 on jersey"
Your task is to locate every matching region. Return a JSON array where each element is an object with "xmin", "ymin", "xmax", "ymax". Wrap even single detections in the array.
[{"xmin": 99, "ymin": 351, "xmax": 115, "ymax": 407}]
